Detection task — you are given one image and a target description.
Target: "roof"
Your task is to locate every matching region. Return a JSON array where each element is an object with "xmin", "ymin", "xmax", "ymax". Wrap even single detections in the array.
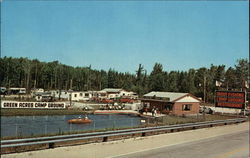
[
  {"xmin": 101, "ymin": 88, "xmax": 123, "ymax": 93},
  {"xmin": 9, "ymin": 88, "xmax": 26, "ymax": 90},
  {"xmin": 143, "ymin": 91, "xmax": 189, "ymax": 102},
  {"xmin": 34, "ymin": 92, "xmax": 51, "ymax": 96}
]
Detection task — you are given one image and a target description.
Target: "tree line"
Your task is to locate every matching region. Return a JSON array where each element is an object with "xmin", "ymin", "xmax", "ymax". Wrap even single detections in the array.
[{"xmin": 0, "ymin": 57, "xmax": 248, "ymax": 103}]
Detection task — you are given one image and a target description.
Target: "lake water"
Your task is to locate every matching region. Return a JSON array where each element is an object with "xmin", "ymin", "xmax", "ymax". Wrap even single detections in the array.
[{"xmin": 1, "ymin": 114, "xmax": 143, "ymax": 138}]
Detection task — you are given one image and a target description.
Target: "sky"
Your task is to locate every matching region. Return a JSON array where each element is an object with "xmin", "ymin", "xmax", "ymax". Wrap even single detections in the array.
[{"xmin": 1, "ymin": 1, "xmax": 249, "ymax": 73}]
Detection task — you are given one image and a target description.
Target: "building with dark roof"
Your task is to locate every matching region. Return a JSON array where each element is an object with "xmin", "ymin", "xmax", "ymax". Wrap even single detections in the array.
[{"xmin": 142, "ymin": 91, "xmax": 201, "ymax": 116}]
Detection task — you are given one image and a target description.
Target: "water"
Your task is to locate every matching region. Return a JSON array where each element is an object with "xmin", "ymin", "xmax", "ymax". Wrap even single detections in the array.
[{"xmin": 1, "ymin": 114, "xmax": 143, "ymax": 138}]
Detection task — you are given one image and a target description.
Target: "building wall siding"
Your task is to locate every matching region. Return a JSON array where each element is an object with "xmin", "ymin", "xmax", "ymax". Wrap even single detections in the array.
[
  {"xmin": 175, "ymin": 96, "xmax": 200, "ymax": 103},
  {"xmin": 173, "ymin": 102, "xmax": 200, "ymax": 115}
]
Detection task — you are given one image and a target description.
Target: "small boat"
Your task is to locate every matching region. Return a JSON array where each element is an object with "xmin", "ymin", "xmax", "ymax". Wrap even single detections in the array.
[{"xmin": 68, "ymin": 116, "xmax": 92, "ymax": 124}]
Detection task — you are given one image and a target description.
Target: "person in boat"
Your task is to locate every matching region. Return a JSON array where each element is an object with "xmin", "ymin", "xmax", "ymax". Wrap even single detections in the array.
[
  {"xmin": 78, "ymin": 115, "xmax": 82, "ymax": 119},
  {"xmin": 84, "ymin": 115, "xmax": 88, "ymax": 120}
]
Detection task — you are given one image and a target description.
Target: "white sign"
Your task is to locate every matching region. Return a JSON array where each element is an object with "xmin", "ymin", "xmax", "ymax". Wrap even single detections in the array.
[{"xmin": 1, "ymin": 101, "xmax": 66, "ymax": 109}]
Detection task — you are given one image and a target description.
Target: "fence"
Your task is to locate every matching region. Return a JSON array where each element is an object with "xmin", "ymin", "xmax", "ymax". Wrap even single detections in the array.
[{"xmin": 1, "ymin": 116, "xmax": 143, "ymax": 138}]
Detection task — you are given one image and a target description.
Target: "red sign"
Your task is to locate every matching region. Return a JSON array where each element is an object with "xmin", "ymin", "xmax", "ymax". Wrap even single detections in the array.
[{"xmin": 215, "ymin": 91, "xmax": 245, "ymax": 109}]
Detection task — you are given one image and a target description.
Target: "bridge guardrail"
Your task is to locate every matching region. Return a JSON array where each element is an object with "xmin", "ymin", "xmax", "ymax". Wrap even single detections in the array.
[
  {"xmin": 1, "ymin": 118, "xmax": 244, "ymax": 144},
  {"xmin": 1, "ymin": 118, "xmax": 246, "ymax": 149}
]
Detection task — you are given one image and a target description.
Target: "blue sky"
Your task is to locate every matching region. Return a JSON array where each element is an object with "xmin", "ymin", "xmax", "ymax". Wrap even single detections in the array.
[{"xmin": 1, "ymin": 1, "xmax": 249, "ymax": 73}]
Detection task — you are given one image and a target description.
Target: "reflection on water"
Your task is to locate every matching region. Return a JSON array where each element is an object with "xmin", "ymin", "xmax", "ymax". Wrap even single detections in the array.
[{"xmin": 1, "ymin": 114, "xmax": 142, "ymax": 137}]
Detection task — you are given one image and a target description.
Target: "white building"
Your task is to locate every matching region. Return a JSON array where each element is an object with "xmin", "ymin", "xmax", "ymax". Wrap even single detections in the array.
[
  {"xmin": 50, "ymin": 90, "xmax": 69, "ymax": 100},
  {"xmin": 70, "ymin": 91, "xmax": 93, "ymax": 101},
  {"xmin": 120, "ymin": 91, "xmax": 138, "ymax": 99},
  {"xmin": 101, "ymin": 88, "xmax": 123, "ymax": 99},
  {"xmin": 8, "ymin": 88, "xmax": 26, "ymax": 94},
  {"xmin": 100, "ymin": 88, "xmax": 137, "ymax": 99},
  {"xmin": 96, "ymin": 90, "xmax": 108, "ymax": 100}
]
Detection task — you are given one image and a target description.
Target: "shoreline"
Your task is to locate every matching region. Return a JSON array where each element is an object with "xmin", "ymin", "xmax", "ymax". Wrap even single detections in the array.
[{"xmin": 0, "ymin": 108, "xmax": 93, "ymax": 116}]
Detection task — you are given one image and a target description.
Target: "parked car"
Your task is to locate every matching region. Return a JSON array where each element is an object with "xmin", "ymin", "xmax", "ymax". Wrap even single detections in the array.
[
  {"xmin": 240, "ymin": 109, "xmax": 250, "ymax": 116},
  {"xmin": 199, "ymin": 106, "xmax": 214, "ymax": 114}
]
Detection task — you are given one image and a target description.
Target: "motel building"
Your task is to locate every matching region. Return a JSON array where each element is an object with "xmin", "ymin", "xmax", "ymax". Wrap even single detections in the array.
[{"xmin": 141, "ymin": 91, "xmax": 201, "ymax": 116}]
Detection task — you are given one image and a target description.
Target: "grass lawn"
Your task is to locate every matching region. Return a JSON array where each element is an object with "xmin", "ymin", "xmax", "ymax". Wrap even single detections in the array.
[{"xmin": 155, "ymin": 114, "xmax": 238, "ymax": 125}]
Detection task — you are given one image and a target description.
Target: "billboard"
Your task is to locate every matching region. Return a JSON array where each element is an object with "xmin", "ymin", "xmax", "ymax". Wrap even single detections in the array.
[
  {"xmin": 215, "ymin": 91, "xmax": 245, "ymax": 109},
  {"xmin": 1, "ymin": 101, "xmax": 66, "ymax": 109}
]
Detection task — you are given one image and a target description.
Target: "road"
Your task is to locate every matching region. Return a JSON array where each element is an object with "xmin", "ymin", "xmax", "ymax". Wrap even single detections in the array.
[
  {"xmin": 113, "ymin": 130, "xmax": 249, "ymax": 158},
  {"xmin": 2, "ymin": 122, "xmax": 249, "ymax": 158}
]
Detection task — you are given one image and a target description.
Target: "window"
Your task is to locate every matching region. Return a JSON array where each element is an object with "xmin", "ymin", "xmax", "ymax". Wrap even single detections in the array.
[
  {"xmin": 165, "ymin": 104, "xmax": 173, "ymax": 111},
  {"xmin": 182, "ymin": 104, "xmax": 192, "ymax": 111},
  {"xmin": 101, "ymin": 93, "xmax": 106, "ymax": 96},
  {"xmin": 143, "ymin": 102, "xmax": 150, "ymax": 108},
  {"xmin": 80, "ymin": 93, "xmax": 83, "ymax": 97},
  {"xmin": 74, "ymin": 94, "xmax": 77, "ymax": 97},
  {"xmin": 85, "ymin": 93, "xmax": 89, "ymax": 97}
]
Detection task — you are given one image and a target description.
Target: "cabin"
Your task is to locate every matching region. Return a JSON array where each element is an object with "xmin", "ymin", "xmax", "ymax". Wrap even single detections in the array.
[
  {"xmin": 141, "ymin": 91, "xmax": 201, "ymax": 116},
  {"xmin": 69, "ymin": 91, "xmax": 93, "ymax": 101}
]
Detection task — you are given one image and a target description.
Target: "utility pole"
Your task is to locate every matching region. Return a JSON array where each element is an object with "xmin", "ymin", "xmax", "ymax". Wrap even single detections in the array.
[
  {"xmin": 203, "ymin": 75, "xmax": 206, "ymax": 120},
  {"xmin": 69, "ymin": 79, "xmax": 73, "ymax": 107},
  {"xmin": 203, "ymin": 75, "xmax": 206, "ymax": 103},
  {"xmin": 87, "ymin": 65, "xmax": 91, "ymax": 91},
  {"xmin": 34, "ymin": 62, "xmax": 37, "ymax": 89}
]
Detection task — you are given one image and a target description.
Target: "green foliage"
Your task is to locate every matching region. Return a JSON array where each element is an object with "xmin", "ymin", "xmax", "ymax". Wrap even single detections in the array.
[
  {"xmin": 149, "ymin": 63, "xmax": 165, "ymax": 91},
  {"xmin": 235, "ymin": 59, "xmax": 249, "ymax": 88},
  {"xmin": 0, "ymin": 57, "xmax": 248, "ymax": 103}
]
